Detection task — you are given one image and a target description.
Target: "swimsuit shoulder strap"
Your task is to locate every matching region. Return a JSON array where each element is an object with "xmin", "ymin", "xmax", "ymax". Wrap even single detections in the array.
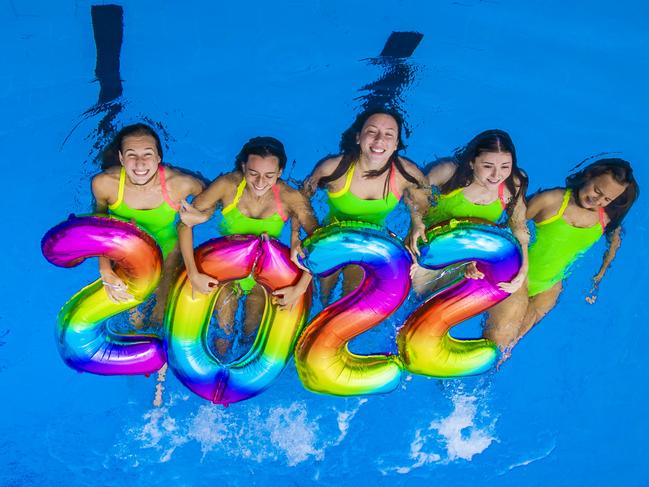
[
  {"xmin": 498, "ymin": 183, "xmax": 507, "ymax": 210},
  {"xmin": 440, "ymin": 187, "xmax": 464, "ymax": 200},
  {"xmin": 272, "ymin": 185, "xmax": 288, "ymax": 222},
  {"xmin": 222, "ymin": 178, "xmax": 246, "ymax": 215},
  {"xmin": 159, "ymin": 166, "xmax": 180, "ymax": 211},
  {"xmin": 108, "ymin": 167, "xmax": 126, "ymax": 210},
  {"xmin": 328, "ymin": 163, "xmax": 355, "ymax": 198},
  {"xmin": 388, "ymin": 164, "xmax": 401, "ymax": 200},
  {"xmin": 537, "ymin": 189, "xmax": 571, "ymax": 226},
  {"xmin": 598, "ymin": 207, "xmax": 606, "ymax": 231}
]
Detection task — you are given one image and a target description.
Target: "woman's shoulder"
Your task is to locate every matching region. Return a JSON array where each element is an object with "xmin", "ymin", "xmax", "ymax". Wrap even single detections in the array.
[
  {"xmin": 164, "ymin": 165, "xmax": 205, "ymax": 198},
  {"xmin": 397, "ymin": 156, "xmax": 424, "ymax": 176},
  {"xmin": 534, "ymin": 188, "xmax": 566, "ymax": 203},
  {"xmin": 394, "ymin": 156, "xmax": 427, "ymax": 188},
  {"xmin": 91, "ymin": 167, "xmax": 120, "ymax": 195},
  {"xmin": 276, "ymin": 180, "xmax": 305, "ymax": 201},
  {"xmin": 528, "ymin": 187, "xmax": 567, "ymax": 220},
  {"xmin": 312, "ymin": 155, "xmax": 344, "ymax": 179},
  {"xmin": 426, "ymin": 159, "xmax": 458, "ymax": 186}
]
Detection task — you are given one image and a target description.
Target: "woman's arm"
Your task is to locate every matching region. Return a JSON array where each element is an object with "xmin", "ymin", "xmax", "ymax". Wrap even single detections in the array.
[
  {"xmin": 426, "ymin": 160, "xmax": 458, "ymax": 188},
  {"xmin": 586, "ymin": 226, "xmax": 622, "ymax": 304},
  {"xmin": 400, "ymin": 158, "xmax": 432, "ymax": 258},
  {"xmin": 177, "ymin": 176, "xmax": 230, "ymax": 295},
  {"xmin": 273, "ymin": 186, "xmax": 318, "ymax": 306},
  {"xmin": 301, "ymin": 156, "xmax": 342, "ymax": 198},
  {"xmin": 499, "ymin": 190, "xmax": 530, "ymax": 293},
  {"xmin": 91, "ymin": 173, "xmax": 133, "ymax": 303}
]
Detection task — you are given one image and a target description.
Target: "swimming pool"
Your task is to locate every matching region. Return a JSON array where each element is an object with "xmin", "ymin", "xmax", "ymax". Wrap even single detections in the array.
[{"xmin": 2, "ymin": 1, "xmax": 648, "ymax": 485}]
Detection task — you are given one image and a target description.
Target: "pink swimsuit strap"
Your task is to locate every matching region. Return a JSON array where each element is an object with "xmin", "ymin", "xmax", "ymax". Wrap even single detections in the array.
[
  {"xmin": 159, "ymin": 165, "xmax": 180, "ymax": 211},
  {"xmin": 498, "ymin": 183, "xmax": 507, "ymax": 210},
  {"xmin": 271, "ymin": 185, "xmax": 288, "ymax": 222},
  {"xmin": 389, "ymin": 164, "xmax": 401, "ymax": 200}
]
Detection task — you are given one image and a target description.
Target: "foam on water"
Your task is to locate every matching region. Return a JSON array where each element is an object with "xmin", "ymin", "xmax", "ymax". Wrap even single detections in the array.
[
  {"xmin": 122, "ymin": 391, "xmax": 368, "ymax": 467},
  {"xmin": 381, "ymin": 381, "xmax": 496, "ymax": 474}
]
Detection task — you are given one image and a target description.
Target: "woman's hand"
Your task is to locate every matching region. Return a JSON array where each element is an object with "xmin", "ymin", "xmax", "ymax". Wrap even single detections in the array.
[
  {"xmin": 100, "ymin": 270, "xmax": 134, "ymax": 303},
  {"xmin": 497, "ymin": 265, "xmax": 527, "ymax": 293},
  {"xmin": 410, "ymin": 262, "xmax": 439, "ymax": 296},
  {"xmin": 179, "ymin": 199, "xmax": 208, "ymax": 227},
  {"xmin": 272, "ymin": 272, "xmax": 311, "ymax": 310},
  {"xmin": 405, "ymin": 221, "xmax": 427, "ymax": 260},
  {"xmin": 188, "ymin": 271, "xmax": 219, "ymax": 297},
  {"xmin": 290, "ymin": 240, "xmax": 308, "ymax": 271},
  {"xmin": 464, "ymin": 261, "xmax": 485, "ymax": 280},
  {"xmin": 585, "ymin": 276, "xmax": 602, "ymax": 304},
  {"xmin": 271, "ymin": 286, "xmax": 302, "ymax": 310}
]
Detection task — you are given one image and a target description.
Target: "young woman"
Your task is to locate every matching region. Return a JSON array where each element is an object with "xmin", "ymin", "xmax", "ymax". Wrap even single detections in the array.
[
  {"xmin": 410, "ymin": 129, "xmax": 529, "ymax": 296},
  {"xmin": 178, "ymin": 136, "xmax": 317, "ymax": 356},
  {"xmin": 485, "ymin": 158, "xmax": 639, "ymax": 354},
  {"xmin": 91, "ymin": 123, "xmax": 204, "ymax": 327},
  {"xmin": 302, "ymin": 108, "xmax": 430, "ymax": 301}
]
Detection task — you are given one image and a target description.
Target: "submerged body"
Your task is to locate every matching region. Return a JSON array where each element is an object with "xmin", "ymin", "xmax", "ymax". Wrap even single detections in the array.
[
  {"xmin": 178, "ymin": 137, "xmax": 316, "ymax": 357},
  {"xmin": 486, "ymin": 159, "xmax": 638, "ymax": 355}
]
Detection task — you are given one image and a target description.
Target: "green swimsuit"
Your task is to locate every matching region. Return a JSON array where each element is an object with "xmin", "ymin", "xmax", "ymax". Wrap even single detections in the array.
[
  {"xmin": 220, "ymin": 178, "xmax": 288, "ymax": 291},
  {"xmin": 424, "ymin": 184, "xmax": 506, "ymax": 227},
  {"xmin": 108, "ymin": 165, "xmax": 179, "ymax": 258},
  {"xmin": 527, "ymin": 189, "xmax": 605, "ymax": 297},
  {"xmin": 326, "ymin": 163, "xmax": 401, "ymax": 226}
]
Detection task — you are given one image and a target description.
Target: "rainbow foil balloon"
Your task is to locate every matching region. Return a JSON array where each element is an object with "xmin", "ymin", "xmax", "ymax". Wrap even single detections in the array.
[
  {"xmin": 295, "ymin": 221, "xmax": 411, "ymax": 396},
  {"xmin": 397, "ymin": 218, "xmax": 522, "ymax": 377},
  {"xmin": 165, "ymin": 235, "xmax": 310, "ymax": 405},
  {"xmin": 41, "ymin": 215, "xmax": 165, "ymax": 375}
]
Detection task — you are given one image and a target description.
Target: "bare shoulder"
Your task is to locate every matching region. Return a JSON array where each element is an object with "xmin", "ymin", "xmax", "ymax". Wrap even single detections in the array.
[
  {"xmin": 426, "ymin": 160, "xmax": 458, "ymax": 186},
  {"xmin": 397, "ymin": 156, "xmax": 426, "ymax": 182},
  {"xmin": 91, "ymin": 167, "xmax": 120, "ymax": 199},
  {"xmin": 277, "ymin": 180, "xmax": 307, "ymax": 204},
  {"xmin": 528, "ymin": 188, "xmax": 566, "ymax": 220},
  {"xmin": 164, "ymin": 166, "xmax": 205, "ymax": 198},
  {"xmin": 531, "ymin": 188, "xmax": 565, "ymax": 206},
  {"xmin": 310, "ymin": 155, "xmax": 343, "ymax": 180}
]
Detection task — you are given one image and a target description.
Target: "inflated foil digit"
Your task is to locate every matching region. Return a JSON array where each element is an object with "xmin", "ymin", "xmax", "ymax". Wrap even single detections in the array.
[
  {"xmin": 295, "ymin": 222, "xmax": 411, "ymax": 396},
  {"xmin": 41, "ymin": 215, "xmax": 166, "ymax": 375},
  {"xmin": 397, "ymin": 219, "xmax": 522, "ymax": 377},
  {"xmin": 165, "ymin": 235, "xmax": 310, "ymax": 405}
]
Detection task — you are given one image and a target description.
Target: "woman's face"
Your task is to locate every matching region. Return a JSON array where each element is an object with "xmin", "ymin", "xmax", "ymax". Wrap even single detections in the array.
[
  {"xmin": 119, "ymin": 134, "xmax": 161, "ymax": 185},
  {"xmin": 243, "ymin": 154, "xmax": 282, "ymax": 197},
  {"xmin": 577, "ymin": 172, "xmax": 627, "ymax": 210},
  {"xmin": 471, "ymin": 151, "xmax": 513, "ymax": 190},
  {"xmin": 356, "ymin": 113, "xmax": 399, "ymax": 165}
]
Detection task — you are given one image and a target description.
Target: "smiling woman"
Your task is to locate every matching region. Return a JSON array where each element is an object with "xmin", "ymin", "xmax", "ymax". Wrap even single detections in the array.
[
  {"xmin": 485, "ymin": 158, "xmax": 640, "ymax": 354},
  {"xmin": 410, "ymin": 129, "xmax": 530, "ymax": 299},
  {"xmin": 177, "ymin": 136, "xmax": 317, "ymax": 357},
  {"xmin": 302, "ymin": 108, "xmax": 430, "ymax": 302},
  {"xmin": 91, "ymin": 123, "xmax": 204, "ymax": 328}
]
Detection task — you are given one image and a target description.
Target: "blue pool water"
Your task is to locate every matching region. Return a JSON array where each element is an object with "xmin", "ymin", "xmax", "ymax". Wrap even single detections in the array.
[{"xmin": 2, "ymin": 1, "xmax": 648, "ymax": 485}]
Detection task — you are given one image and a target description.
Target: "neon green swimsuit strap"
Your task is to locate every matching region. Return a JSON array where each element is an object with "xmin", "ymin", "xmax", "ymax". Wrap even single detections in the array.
[
  {"xmin": 107, "ymin": 166, "xmax": 127, "ymax": 211},
  {"xmin": 327, "ymin": 162, "xmax": 356, "ymax": 199},
  {"xmin": 326, "ymin": 162, "xmax": 401, "ymax": 226},
  {"xmin": 107, "ymin": 166, "xmax": 179, "ymax": 257},
  {"xmin": 222, "ymin": 178, "xmax": 247, "ymax": 215},
  {"xmin": 536, "ymin": 188, "xmax": 572, "ymax": 226},
  {"xmin": 220, "ymin": 178, "xmax": 286, "ymax": 238},
  {"xmin": 527, "ymin": 189, "xmax": 605, "ymax": 296},
  {"xmin": 424, "ymin": 183, "xmax": 506, "ymax": 226}
]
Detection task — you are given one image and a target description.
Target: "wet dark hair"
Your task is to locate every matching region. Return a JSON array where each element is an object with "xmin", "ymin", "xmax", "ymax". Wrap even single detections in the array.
[
  {"xmin": 566, "ymin": 158, "xmax": 639, "ymax": 235},
  {"xmin": 318, "ymin": 108, "xmax": 420, "ymax": 194},
  {"xmin": 101, "ymin": 123, "xmax": 163, "ymax": 170},
  {"xmin": 440, "ymin": 129, "xmax": 528, "ymax": 218},
  {"xmin": 234, "ymin": 136, "xmax": 287, "ymax": 172}
]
